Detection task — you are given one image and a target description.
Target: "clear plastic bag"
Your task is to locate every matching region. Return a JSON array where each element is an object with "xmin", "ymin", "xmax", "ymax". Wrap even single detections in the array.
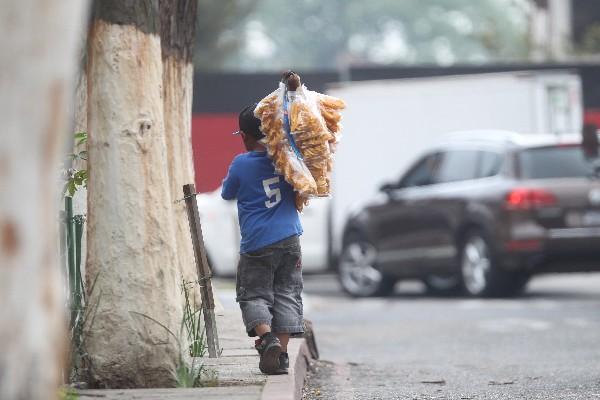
[
  {"xmin": 254, "ymin": 78, "xmax": 345, "ymax": 211},
  {"xmin": 255, "ymin": 83, "xmax": 318, "ymax": 198}
]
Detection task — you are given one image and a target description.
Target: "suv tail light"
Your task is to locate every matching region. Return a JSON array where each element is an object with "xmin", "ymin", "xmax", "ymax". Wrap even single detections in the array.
[{"xmin": 505, "ymin": 188, "xmax": 557, "ymax": 210}]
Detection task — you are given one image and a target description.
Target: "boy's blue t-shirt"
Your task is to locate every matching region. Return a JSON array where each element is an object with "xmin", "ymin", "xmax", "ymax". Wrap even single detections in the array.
[{"xmin": 221, "ymin": 151, "xmax": 302, "ymax": 254}]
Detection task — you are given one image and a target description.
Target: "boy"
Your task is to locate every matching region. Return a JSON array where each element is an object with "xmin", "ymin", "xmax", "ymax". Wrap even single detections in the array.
[{"xmin": 221, "ymin": 103, "xmax": 304, "ymax": 375}]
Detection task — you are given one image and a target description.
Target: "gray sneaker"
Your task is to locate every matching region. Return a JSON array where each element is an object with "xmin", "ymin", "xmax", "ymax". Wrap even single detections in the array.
[
  {"xmin": 276, "ymin": 352, "xmax": 289, "ymax": 375},
  {"xmin": 256, "ymin": 333, "xmax": 282, "ymax": 374}
]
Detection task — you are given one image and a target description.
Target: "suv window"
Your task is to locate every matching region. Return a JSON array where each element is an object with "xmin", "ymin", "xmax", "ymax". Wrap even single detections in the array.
[
  {"xmin": 478, "ymin": 151, "xmax": 503, "ymax": 178},
  {"xmin": 399, "ymin": 153, "xmax": 441, "ymax": 188},
  {"xmin": 435, "ymin": 150, "xmax": 479, "ymax": 183},
  {"xmin": 519, "ymin": 146, "xmax": 594, "ymax": 179}
]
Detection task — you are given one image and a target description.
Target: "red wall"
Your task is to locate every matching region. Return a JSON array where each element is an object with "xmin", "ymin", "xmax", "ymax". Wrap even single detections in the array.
[
  {"xmin": 585, "ymin": 109, "xmax": 600, "ymax": 127},
  {"xmin": 191, "ymin": 113, "xmax": 245, "ymax": 193}
]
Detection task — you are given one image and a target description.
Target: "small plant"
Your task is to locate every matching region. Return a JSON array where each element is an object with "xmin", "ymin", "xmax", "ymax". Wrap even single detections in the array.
[
  {"xmin": 58, "ymin": 387, "xmax": 79, "ymax": 400},
  {"xmin": 176, "ymin": 359, "xmax": 210, "ymax": 388},
  {"xmin": 69, "ymin": 274, "xmax": 101, "ymax": 383},
  {"xmin": 182, "ymin": 279, "xmax": 206, "ymax": 358},
  {"xmin": 63, "ymin": 132, "xmax": 88, "ymax": 197},
  {"xmin": 60, "ymin": 131, "xmax": 96, "ymax": 384}
]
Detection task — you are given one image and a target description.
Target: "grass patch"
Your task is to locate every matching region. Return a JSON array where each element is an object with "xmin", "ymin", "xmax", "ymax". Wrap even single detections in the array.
[{"xmin": 58, "ymin": 387, "xmax": 79, "ymax": 400}]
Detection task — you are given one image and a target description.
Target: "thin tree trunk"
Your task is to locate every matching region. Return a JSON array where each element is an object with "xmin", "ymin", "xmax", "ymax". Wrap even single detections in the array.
[
  {"xmin": 0, "ymin": 1, "xmax": 89, "ymax": 399},
  {"xmin": 159, "ymin": 0, "xmax": 200, "ymax": 300},
  {"xmin": 85, "ymin": 0, "xmax": 182, "ymax": 388}
]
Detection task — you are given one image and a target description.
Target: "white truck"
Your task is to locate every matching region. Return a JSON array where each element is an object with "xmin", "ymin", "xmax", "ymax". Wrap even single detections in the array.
[{"xmin": 199, "ymin": 70, "xmax": 583, "ymax": 274}]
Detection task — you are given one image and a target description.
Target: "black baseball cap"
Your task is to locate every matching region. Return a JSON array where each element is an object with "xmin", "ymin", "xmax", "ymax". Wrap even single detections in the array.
[{"xmin": 233, "ymin": 103, "xmax": 264, "ymax": 140}]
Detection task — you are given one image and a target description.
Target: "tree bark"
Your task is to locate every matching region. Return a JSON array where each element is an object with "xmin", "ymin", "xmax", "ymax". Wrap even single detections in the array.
[
  {"xmin": 85, "ymin": 0, "xmax": 183, "ymax": 388},
  {"xmin": 159, "ymin": 0, "xmax": 201, "ymax": 300},
  {"xmin": 0, "ymin": 0, "xmax": 89, "ymax": 399}
]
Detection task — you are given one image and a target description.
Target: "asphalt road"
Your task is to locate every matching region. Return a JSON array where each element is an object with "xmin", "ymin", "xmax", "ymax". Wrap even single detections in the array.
[{"xmin": 301, "ymin": 273, "xmax": 600, "ymax": 400}]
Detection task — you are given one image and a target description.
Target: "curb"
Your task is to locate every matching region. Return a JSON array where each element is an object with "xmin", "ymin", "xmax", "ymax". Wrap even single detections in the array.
[{"xmin": 261, "ymin": 338, "xmax": 312, "ymax": 400}]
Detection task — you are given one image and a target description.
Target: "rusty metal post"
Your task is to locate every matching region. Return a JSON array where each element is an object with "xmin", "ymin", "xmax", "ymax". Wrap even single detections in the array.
[{"xmin": 183, "ymin": 183, "xmax": 220, "ymax": 358}]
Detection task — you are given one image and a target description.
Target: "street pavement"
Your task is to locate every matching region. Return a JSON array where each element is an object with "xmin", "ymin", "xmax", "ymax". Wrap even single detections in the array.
[{"xmin": 301, "ymin": 272, "xmax": 600, "ymax": 400}]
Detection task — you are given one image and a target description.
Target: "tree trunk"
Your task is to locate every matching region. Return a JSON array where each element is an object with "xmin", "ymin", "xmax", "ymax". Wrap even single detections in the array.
[
  {"xmin": 85, "ymin": 0, "xmax": 183, "ymax": 388},
  {"xmin": 159, "ymin": 0, "xmax": 201, "ymax": 302},
  {"xmin": 0, "ymin": 0, "xmax": 89, "ymax": 399}
]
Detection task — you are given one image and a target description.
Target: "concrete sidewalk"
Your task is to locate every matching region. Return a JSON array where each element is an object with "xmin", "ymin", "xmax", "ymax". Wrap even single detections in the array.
[{"xmin": 78, "ymin": 281, "xmax": 312, "ymax": 400}]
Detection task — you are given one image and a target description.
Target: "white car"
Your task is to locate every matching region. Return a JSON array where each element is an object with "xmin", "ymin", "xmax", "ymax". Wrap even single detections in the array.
[{"xmin": 196, "ymin": 187, "xmax": 330, "ymax": 276}]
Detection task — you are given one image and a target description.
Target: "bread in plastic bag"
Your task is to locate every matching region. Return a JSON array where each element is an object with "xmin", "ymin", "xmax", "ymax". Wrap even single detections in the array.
[
  {"xmin": 255, "ymin": 84, "xmax": 318, "ymax": 199},
  {"xmin": 254, "ymin": 74, "xmax": 345, "ymax": 211}
]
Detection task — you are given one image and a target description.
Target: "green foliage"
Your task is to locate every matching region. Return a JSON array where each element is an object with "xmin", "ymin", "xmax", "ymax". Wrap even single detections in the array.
[
  {"xmin": 176, "ymin": 363, "xmax": 201, "ymax": 388},
  {"xmin": 175, "ymin": 360, "xmax": 214, "ymax": 388},
  {"xmin": 58, "ymin": 388, "xmax": 79, "ymax": 400},
  {"xmin": 65, "ymin": 170, "xmax": 88, "ymax": 198},
  {"xmin": 205, "ymin": 0, "xmax": 529, "ymax": 71},
  {"xmin": 194, "ymin": 0, "xmax": 258, "ymax": 70},
  {"xmin": 64, "ymin": 132, "xmax": 88, "ymax": 197},
  {"xmin": 581, "ymin": 24, "xmax": 600, "ymax": 54},
  {"xmin": 74, "ymin": 131, "xmax": 87, "ymax": 147}
]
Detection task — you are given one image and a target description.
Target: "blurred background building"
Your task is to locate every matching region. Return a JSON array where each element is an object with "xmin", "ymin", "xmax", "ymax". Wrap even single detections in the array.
[{"xmin": 530, "ymin": 0, "xmax": 600, "ymax": 61}]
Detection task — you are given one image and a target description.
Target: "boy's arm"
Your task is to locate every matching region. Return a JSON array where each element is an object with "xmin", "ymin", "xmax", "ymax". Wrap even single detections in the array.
[{"xmin": 221, "ymin": 159, "xmax": 240, "ymax": 200}]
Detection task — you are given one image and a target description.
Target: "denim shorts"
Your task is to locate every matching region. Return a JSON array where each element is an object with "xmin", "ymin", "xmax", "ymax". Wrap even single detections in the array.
[{"xmin": 236, "ymin": 235, "xmax": 304, "ymax": 337}]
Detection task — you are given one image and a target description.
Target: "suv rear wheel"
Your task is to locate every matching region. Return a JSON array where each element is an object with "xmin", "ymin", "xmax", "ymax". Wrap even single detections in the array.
[
  {"xmin": 338, "ymin": 233, "xmax": 395, "ymax": 297},
  {"xmin": 460, "ymin": 230, "xmax": 527, "ymax": 297}
]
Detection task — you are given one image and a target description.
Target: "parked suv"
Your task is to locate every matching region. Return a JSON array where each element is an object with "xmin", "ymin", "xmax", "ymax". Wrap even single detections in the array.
[{"xmin": 338, "ymin": 131, "xmax": 600, "ymax": 297}]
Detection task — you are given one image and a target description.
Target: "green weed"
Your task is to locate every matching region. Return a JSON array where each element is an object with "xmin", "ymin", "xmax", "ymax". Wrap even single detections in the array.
[
  {"xmin": 58, "ymin": 387, "xmax": 79, "ymax": 400},
  {"xmin": 181, "ymin": 280, "xmax": 207, "ymax": 358}
]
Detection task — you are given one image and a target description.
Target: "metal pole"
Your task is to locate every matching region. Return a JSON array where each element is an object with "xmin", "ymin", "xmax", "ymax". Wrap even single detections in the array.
[
  {"xmin": 74, "ymin": 216, "xmax": 84, "ymax": 304},
  {"xmin": 65, "ymin": 196, "xmax": 77, "ymax": 327},
  {"xmin": 182, "ymin": 184, "xmax": 220, "ymax": 358}
]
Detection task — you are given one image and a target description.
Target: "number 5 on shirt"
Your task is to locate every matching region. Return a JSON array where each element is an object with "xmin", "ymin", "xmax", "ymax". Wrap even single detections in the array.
[{"xmin": 263, "ymin": 177, "xmax": 281, "ymax": 208}]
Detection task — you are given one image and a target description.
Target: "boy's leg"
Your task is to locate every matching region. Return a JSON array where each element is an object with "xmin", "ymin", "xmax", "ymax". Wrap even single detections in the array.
[
  {"xmin": 275, "ymin": 333, "xmax": 290, "ymax": 352},
  {"xmin": 275, "ymin": 333, "xmax": 290, "ymax": 373},
  {"xmin": 271, "ymin": 236, "xmax": 304, "ymax": 352},
  {"xmin": 236, "ymin": 248, "xmax": 283, "ymax": 374},
  {"xmin": 236, "ymin": 249, "xmax": 275, "ymax": 337},
  {"xmin": 254, "ymin": 324, "xmax": 272, "ymax": 336}
]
